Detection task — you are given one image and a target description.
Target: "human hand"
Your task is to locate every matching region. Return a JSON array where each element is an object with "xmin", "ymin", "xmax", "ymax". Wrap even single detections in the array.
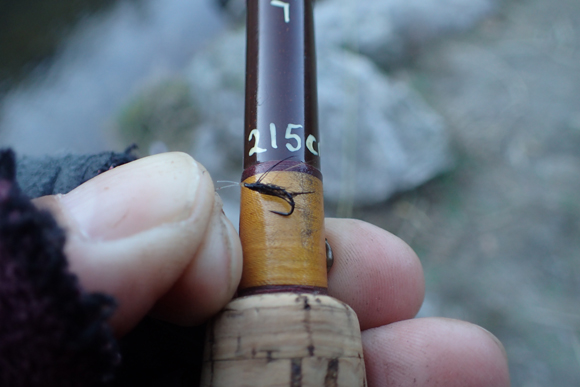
[{"xmin": 34, "ymin": 152, "xmax": 509, "ymax": 386}]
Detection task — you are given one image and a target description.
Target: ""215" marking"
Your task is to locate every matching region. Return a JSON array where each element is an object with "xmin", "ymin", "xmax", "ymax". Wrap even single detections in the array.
[{"xmin": 249, "ymin": 123, "xmax": 319, "ymax": 156}]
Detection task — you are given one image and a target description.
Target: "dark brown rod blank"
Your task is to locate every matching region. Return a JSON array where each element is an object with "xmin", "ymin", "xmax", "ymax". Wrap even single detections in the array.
[{"xmin": 244, "ymin": 0, "xmax": 320, "ymax": 170}]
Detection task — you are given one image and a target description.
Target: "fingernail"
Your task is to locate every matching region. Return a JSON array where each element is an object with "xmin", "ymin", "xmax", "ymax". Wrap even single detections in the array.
[
  {"xmin": 60, "ymin": 152, "xmax": 203, "ymax": 241},
  {"xmin": 208, "ymin": 192, "xmax": 242, "ymax": 296},
  {"xmin": 211, "ymin": 192, "xmax": 242, "ymax": 293},
  {"xmin": 220, "ymin": 211, "xmax": 242, "ymax": 295}
]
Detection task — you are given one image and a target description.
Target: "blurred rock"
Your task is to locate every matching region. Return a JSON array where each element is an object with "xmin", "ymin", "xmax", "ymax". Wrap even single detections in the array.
[
  {"xmin": 185, "ymin": 29, "xmax": 453, "ymax": 205},
  {"xmin": 317, "ymin": 48, "xmax": 452, "ymax": 204}
]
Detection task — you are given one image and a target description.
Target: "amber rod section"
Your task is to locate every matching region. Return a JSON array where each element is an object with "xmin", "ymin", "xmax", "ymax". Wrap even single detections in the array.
[{"xmin": 239, "ymin": 0, "xmax": 326, "ymax": 294}]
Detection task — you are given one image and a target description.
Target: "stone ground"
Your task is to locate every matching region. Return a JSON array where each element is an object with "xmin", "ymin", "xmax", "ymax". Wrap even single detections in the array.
[{"xmin": 350, "ymin": 0, "xmax": 580, "ymax": 385}]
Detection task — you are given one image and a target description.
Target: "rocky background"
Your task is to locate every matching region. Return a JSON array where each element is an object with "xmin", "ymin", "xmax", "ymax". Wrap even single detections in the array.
[
  {"xmin": 388, "ymin": 1, "xmax": 580, "ymax": 385},
  {"xmin": 1, "ymin": 0, "xmax": 579, "ymax": 385}
]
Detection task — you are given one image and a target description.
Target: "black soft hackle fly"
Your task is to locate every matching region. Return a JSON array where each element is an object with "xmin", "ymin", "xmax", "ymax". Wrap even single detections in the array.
[{"xmin": 244, "ymin": 158, "xmax": 313, "ymax": 216}]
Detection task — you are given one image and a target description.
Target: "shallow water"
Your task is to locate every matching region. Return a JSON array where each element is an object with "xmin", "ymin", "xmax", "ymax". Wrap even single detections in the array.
[{"xmin": 0, "ymin": 0, "xmax": 225, "ymax": 156}]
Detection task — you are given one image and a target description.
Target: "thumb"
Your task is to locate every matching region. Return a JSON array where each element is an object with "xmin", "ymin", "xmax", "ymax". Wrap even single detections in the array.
[{"xmin": 33, "ymin": 152, "xmax": 242, "ymax": 336}]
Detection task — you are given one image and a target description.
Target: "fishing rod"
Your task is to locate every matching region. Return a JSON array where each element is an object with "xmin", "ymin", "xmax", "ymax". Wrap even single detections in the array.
[{"xmin": 201, "ymin": 1, "xmax": 366, "ymax": 385}]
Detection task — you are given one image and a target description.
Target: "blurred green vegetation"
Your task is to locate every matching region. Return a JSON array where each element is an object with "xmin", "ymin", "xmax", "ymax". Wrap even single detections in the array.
[
  {"xmin": 0, "ymin": 0, "xmax": 122, "ymax": 93},
  {"xmin": 115, "ymin": 79, "xmax": 199, "ymax": 153}
]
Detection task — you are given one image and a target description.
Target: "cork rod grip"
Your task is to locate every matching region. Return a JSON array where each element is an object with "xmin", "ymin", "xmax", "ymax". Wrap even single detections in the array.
[{"xmin": 200, "ymin": 1, "xmax": 366, "ymax": 385}]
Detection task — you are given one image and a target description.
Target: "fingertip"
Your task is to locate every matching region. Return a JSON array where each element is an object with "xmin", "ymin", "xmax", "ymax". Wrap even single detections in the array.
[
  {"xmin": 325, "ymin": 218, "xmax": 425, "ymax": 329},
  {"xmin": 363, "ymin": 318, "xmax": 510, "ymax": 387}
]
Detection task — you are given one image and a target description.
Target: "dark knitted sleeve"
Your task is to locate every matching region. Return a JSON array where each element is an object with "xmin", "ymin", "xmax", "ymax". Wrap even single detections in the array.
[
  {"xmin": 16, "ymin": 145, "xmax": 137, "ymax": 198},
  {"xmin": 0, "ymin": 149, "xmax": 120, "ymax": 387}
]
